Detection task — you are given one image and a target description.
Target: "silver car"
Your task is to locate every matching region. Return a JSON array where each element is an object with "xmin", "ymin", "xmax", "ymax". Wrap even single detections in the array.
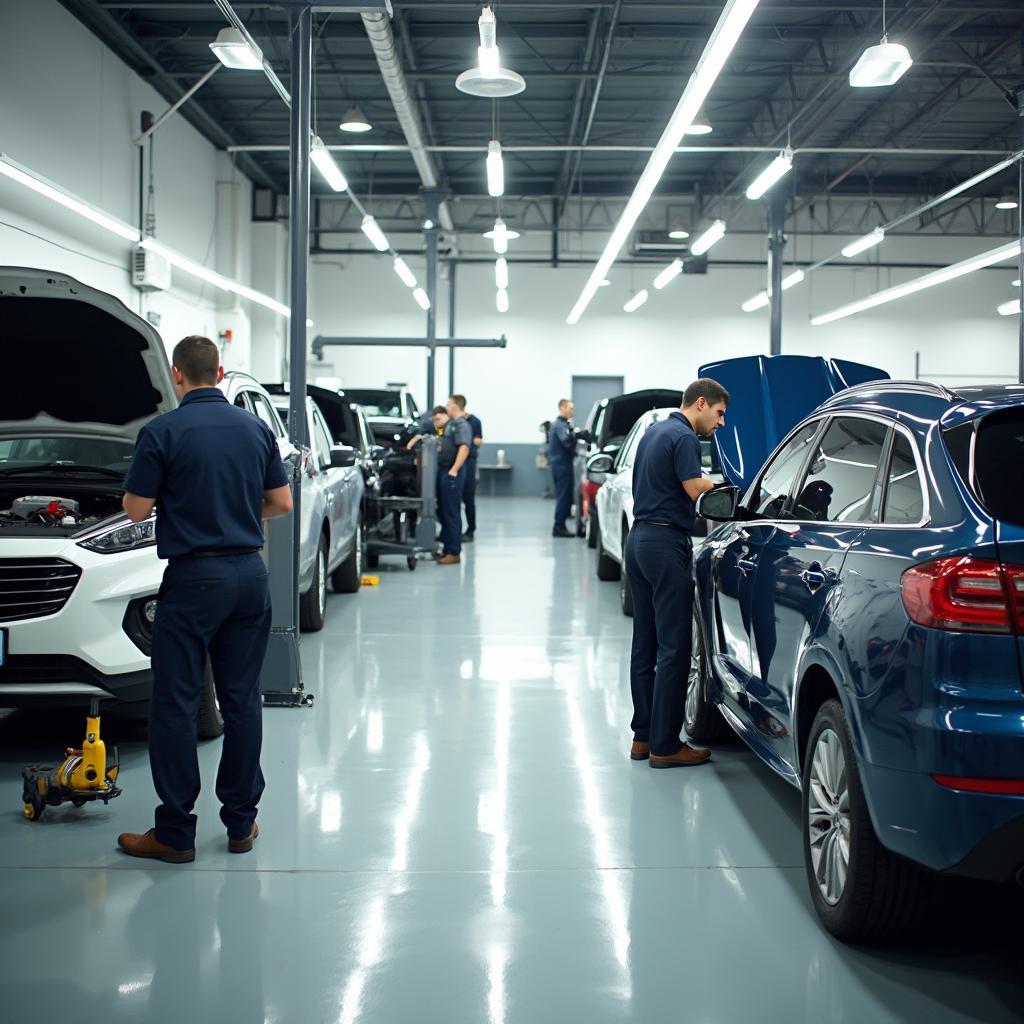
[{"xmin": 269, "ymin": 395, "xmax": 365, "ymax": 629}]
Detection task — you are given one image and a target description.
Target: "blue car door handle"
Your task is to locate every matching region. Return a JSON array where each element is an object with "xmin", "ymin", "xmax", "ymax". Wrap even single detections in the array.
[{"xmin": 737, "ymin": 558, "xmax": 757, "ymax": 575}]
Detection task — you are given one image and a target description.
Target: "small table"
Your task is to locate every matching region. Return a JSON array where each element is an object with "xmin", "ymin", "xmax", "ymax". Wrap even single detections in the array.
[{"xmin": 478, "ymin": 464, "xmax": 513, "ymax": 497}]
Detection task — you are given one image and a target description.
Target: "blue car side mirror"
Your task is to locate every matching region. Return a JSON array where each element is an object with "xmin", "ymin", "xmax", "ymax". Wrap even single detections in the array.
[{"xmin": 697, "ymin": 485, "xmax": 741, "ymax": 521}]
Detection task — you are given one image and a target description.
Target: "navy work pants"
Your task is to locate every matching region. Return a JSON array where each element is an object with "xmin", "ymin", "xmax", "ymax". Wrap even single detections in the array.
[
  {"xmin": 625, "ymin": 522, "xmax": 695, "ymax": 756},
  {"xmin": 463, "ymin": 461, "xmax": 478, "ymax": 534},
  {"xmin": 551, "ymin": 459, "xmax": 573, "ymax": 530},
  {"xmin": 149, "ymin": 552, "xmax": 271, "ymax": 850},
  {"xmin": 438, "ymin": 465, "xmax": 466, "ymax": 555}
]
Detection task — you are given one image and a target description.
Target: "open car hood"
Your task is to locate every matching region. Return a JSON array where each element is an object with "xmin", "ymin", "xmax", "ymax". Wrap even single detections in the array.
[
  {"xmin": 600, "ymin": 388, "xmax": 683, "ymax": 448},
  {"xmin": 0, "ymin": 267, "xmax": 176, "ymax": 441},
  {"xmin": 697, "ymin": 355, "xmax": 889, "ymax": 492}
]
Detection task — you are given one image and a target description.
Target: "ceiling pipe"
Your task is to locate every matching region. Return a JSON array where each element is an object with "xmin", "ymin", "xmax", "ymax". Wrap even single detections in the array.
[{"xmin": 361, "ymin": 10, "xmax": 455, "ymax": 232}]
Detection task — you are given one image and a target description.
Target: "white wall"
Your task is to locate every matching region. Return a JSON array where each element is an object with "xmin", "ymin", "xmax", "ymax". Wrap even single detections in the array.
[
  {"xmin": 0, "ymin": 0, "xmax": 268, "ymax": 363},
  {"xmin": 309, "ymin": 233, "xmax": 1022, "ymax": 444}
]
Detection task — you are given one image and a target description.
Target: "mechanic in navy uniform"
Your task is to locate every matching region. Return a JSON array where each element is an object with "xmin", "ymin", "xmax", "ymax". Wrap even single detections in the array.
[
  {"xmin": 549, "ymin": 398, "xmax": 576, "ymax": 537},
  {"xmin": 626, "ymin": 378, "xmax": 729, "ymax": 769},
  {"xmin": 117, "ymin": 336, "xmax": 293, "ymax": 863},
  {"xmin": 437, "ymin": 395, "xmax": 473, "ymax": 565},
  {"xmin": 450, "ymin": 394, "xmax": 483, "ymax": 542}
]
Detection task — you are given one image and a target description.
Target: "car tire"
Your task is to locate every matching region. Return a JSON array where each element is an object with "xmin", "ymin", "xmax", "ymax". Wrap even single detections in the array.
[
  {"xmin": 802, "ymin": 698, "xmax": 925, "ymax": 942},
  {"xmin": 587, "ymin": 509, "xmax": 598, "ymax": 549},
  {"xmin": 331, "ymin": 520, "xmax": 363, "ymax": 594},
  {"xmin": 299, "ymin": 535, "xmax": 328, "ymax": 632},
  {"xmin": 596, "ymin": 526, "xmax": 621, "ymax": 582},
  {"xmin": 197, "ymin": 659, "xmax": 224, "ymax": 740},
  {"xmin": 619, "ymin": 522, "xmax": 633, "ymax": 616},
  {"xmin": 684, "ymin": 607, "xmax": 728, "ymax": 743}
]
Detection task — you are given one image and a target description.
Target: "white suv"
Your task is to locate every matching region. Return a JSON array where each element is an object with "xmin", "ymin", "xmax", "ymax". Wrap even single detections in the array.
[{"xmin": 0, "ymin": 269, "xmax": 298, "ymax": 738}]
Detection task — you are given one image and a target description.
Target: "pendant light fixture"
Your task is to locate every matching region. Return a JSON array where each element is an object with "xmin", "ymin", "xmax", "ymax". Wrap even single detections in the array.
[
  {"xmin": 849, "ymin": 1, "xmax": 913, "ymax": 88},
  {"xmin": 456, "ymin": 6, "xmax": 526, "ymax": 98},
  {"xmin": 209, "ymin": 27, "xmax": 263, "ymax": 70},
  {"xmin": 339, "ymin": 105, "xmax": 372, "ymax": 134},
  {"xmin": 486, "ymin": 140, "xmax": 505, "ymax": 198},
  {"xmin": 746, "ymin": 148, "xmax": 793, "ymax": 201},
  {"xmin": 685, "ymin": 106, "xmax": 713, "ymax": 135},
  {"xmin": 484, "ymin": 217, "xmax": 520, "ymax": 255}
]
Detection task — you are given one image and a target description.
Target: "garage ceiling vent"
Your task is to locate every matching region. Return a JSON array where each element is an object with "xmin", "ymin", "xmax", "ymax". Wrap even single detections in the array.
[
  {"xmin": 131, "ymin": 247, "xmax": 171, "ymax": 292},
  {"xmin": 631, "ymin": 231, "xmax": 692, "ymax": 256}
]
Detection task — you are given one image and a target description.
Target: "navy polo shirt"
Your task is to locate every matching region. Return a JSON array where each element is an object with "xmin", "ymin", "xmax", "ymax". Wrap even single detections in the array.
[
  {"xmin": 124, "ymin": 387, "xmax": 289, "ymax": 559},
  {"xmin": 466, "ymin": 413, "xmax": 483, "ymax": 461},
  {"xmin": 631, "ymin": 411, "xmax": 703, "ymax": 532},
  {"xmin": 549, "ymin": 416, "xmax": 574, "ymax": 464},
  {"xmin": 438, "ymin": 416, "xmax": 473, "ymax": 468}
]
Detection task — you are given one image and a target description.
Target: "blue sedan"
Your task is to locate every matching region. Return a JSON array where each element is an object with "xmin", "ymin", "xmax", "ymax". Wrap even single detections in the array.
[{"xmin": 686, "ymin": 355, "xmax": 1024, "ymax": 941}]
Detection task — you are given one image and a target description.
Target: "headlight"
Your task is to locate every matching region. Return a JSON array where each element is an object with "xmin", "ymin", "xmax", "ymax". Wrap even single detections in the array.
[{"xmin": 78, "ymin": 517, "xmax": 157, "ymax": 554}]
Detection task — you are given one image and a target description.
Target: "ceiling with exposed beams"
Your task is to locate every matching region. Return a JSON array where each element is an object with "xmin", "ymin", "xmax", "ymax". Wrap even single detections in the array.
[{"xmin": 62, "ymin": 1, "xmax": 1023, "ymax": 227}]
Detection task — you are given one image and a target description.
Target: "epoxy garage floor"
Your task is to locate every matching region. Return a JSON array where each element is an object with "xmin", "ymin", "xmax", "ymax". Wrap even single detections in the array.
[{"xmin": 1, "ymin": 498, "xmax": 1022, "ymax": 1024}]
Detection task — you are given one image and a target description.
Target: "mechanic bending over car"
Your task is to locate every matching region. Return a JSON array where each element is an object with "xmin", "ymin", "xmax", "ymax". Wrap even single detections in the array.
[
  {"xmin": 117, "ymin": 335, "xmax": 293, "ymax": 864},
  {"xmin": 406, "ymin": 405, "xmax": 448, "ymax": 450},
  {"xmin": 550, "ymin": 398, "xmax": 576, "ymax": 537},
  {"xmin": 626, "ymin": 378, "xmax": 729, "ymax": 769},
  {"xmin": 435, "ymin": 396, "xmax": 473, "ymax": 565}
]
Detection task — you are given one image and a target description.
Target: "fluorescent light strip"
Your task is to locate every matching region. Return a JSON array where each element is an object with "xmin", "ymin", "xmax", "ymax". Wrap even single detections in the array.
[
  {"xmin": 495, "ymin": 258, "xmax": 509, "ymax": 290},
  {"xmin": 393, "ymin": 257, "xmax": 417, "ymax": 289},
  {"xmin": 690, "ymin": 219, "xmax": 726, "ymax": 256},
  {"xmin": 413, "ymin": 287, "xmax": 431, "ymax": 311},
  {"xmin": 486, "ymin": 140, "xmax": 505, "ymax": 198},
  {"xmin": 997, "ymin": 299, "xmax": 1021, "ymax": 316},
  {"xmin": 781, "ymin": 269, "xmax": 805, "ymax": 290},
  {"xmin": 310, "ymin": 136, "xmax": 348, "ymax": 192},
  {"xmin": 841, "ymin": 227, "xmax": 885, "ymax": 258},
  {"xmin": 624, "ymin": 290, "xmax": 649, "ymax": 313},
  {"xmin": 653, "ymin": 258, "xmax": 683, "ymax": 290},
  {"xmin": 0, "ymin": 153, "xmax": 140, "ymax": 242},
  {"xmin": 141, "ymin": 238, "xmax": 290, "ymax": 316},
  {"xmin": 566, "ymin": 0, "xmax": 761, "ymax": 324},
  {"xmin": 741, "ymin": 291, "xmax": 769, "ymax": 312},
  {"xmin": 360, "ymin": 215, "xmax": 389, "ymax": 253},
  {"xmin": 812, "ymin": 240, "xmax": 1022, "ymax": 326},
  {"xmin": 745, "ymin": 150, "xmax": 792, "ymax": 201}
]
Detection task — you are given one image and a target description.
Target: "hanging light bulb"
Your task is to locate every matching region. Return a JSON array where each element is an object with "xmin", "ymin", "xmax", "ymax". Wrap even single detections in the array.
[
  {"xmin": 849, "ymin": 4, "xmax": 913, "ymax": 88},
  {"xmin": 339, "ymin": 105, "xmax": 372, "ymax": 134},
  {"xmin": 456, "ymin": 5, "xmax": 525, "ymax": 98},
  {"xmin": 393, "ymin": 257, "xmax": 417, "ymax": 289},
  {"xmin": 496, "ymin": 288, "xmax": 509, "ymax": 313},
  {"xmin": 486, "ymin": 140, "xmax": 505, "ymax": 198},
  {"xmin": 360, "ymin": 215, "xmax": 389, "ymax": 253},
  {"xmin": 484, "ymin": 217, "xmax": 520, "ymax": 255},
  {"xmin": 745, "ymin": 149, "xmax": 793, "ymax": 201}
]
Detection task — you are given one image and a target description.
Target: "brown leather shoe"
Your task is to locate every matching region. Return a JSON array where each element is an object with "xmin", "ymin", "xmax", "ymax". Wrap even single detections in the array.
[
  {"xmin": 228, "ymin": 822, "xmax": 259, "ymax": 854},
  {"xmin": 118, "ymin": 828, "xmax": 195, "ymax": 863},
  {"xmin": 437, "ymin": 554, "xmax": 461, "ymax": 565},
  {"xmin": 649, "ymin": 744, "xmax": 712, "ymax": 769},
  {"xmin": 630, "ymin": 740, "xmax": 650, "ymax": 761}
]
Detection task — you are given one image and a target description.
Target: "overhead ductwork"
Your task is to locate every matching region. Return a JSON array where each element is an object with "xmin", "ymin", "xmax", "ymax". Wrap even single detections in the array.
[{"xmin": 361, "ymin": 12, "xmax": 455, "ymax": 233}]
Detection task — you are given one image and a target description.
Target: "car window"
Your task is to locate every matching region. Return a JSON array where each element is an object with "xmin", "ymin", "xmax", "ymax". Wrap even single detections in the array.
[
  {"xmin": 312, "ymin": 409, "xmax": 334, "ymax": 469},
  {"xmin": 250, "ymin": 392, "xmax": 286, "ymax": 439},
  {"xmin": 793, "ymin": 417, "xmax": 888, "ymax": 523},
  {"xmin": 882, "ymin": 432, "xmax": 924, "ymax": 525},
  {"xmin": 749, "ymin": 422, "xmax": 820, "ymax": 518},
  {"xmin": 616, "ymin": 420, "xmax": 644, "ymax": 470},
  {"xmin": 233, "ymin": 392, "xmax": 251, "ymax": 412}
]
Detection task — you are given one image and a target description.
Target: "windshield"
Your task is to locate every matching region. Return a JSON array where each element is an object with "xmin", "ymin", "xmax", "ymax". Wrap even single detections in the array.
[
  {"xmin": 0, "ymin": 436, "xmax": 134, "ymax": 475},
  {"xmin": 345, "ymin": 389, "xmax": 403, "ymax": 418}
]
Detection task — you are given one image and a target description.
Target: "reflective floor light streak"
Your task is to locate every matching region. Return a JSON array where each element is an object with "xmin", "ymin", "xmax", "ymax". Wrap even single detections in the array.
[
  {"xmin": 565, "ymin": 0, "xmax": 761, "ymax": 324},
  {"xmin": 812, "ymin": 240, "xmax": 1023, "ymax": 326}
]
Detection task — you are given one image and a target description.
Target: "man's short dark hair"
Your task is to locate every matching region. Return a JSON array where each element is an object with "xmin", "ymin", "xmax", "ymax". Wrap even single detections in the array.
[
  {"xmin": 449, "ymin": 394, "xmax": 467, "ymax": 411},
  {"xmin": 683, "ymin": 378, "xmax": 730, "ymax": 408},
  {"xmin": 558, "ymin": 398, "xmax": 572, "ymax": 409},
  {"xmin": 432, "ymin": 405, "xmax": 447, "ymax": 416},
  {"xmin": 172, "ymin": 336, "xmax": 220, "ymax": 385}
]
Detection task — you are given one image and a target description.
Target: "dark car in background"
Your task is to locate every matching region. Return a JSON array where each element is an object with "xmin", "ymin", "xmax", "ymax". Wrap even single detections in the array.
[
  {"xmin": 576, "ymin": 388, "xmax": 682, "ymax": 544},
  {"xmin": 686, "ymin": 354, "xmax": 1024, "ymax": 942}
]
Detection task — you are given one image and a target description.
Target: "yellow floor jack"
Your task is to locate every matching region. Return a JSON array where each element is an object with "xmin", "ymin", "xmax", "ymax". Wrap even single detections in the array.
[{"xmin": 21, "ymin": 699, "xmax": 121, "ymax": 821}]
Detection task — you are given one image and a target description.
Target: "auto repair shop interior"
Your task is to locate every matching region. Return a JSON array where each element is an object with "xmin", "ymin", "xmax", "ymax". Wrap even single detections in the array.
[{"xmin": 1, "ymin": 0, "xmax": 1024, "ymax": 1021}]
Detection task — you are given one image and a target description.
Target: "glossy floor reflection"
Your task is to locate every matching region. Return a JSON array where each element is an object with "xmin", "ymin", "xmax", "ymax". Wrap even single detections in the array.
[{"xmin": 1, "ymin": 498, "xmax": 1022, "ymax": 1024}]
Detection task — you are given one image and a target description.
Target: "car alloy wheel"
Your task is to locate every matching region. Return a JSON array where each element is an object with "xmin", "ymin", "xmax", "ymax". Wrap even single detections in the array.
[
  {"xmin": 685, "ymin": 617, "xmax": 702, "ymax": 732},
  {"xmin": 807, "ymin": 727, "xmax": 851, "ymax": 906},
  {"xmin": 317, "ymin": 547, "xmax": 327, "ymax": 618}
]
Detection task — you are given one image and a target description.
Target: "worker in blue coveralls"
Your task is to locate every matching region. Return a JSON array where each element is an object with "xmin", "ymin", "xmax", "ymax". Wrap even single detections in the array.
[
  {"xmin": 117, "ymin": 335, "xmax": 293, "ymax": 863},
  {"xmin": 627, "ymin": 378, "xmax": 728, "ymax": 770},
  {"xmin": 436, "ymin": 394, "xmax": 473, "ymax": 565},
  {"xmin": 549, "ymin": 398, "xmax": 576, "ymax": 537}
]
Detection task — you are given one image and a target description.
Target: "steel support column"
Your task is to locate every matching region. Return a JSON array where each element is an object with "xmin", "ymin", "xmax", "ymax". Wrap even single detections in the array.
[
  {"xmin": 423, "ymin": 189, "xmax": 443, "ymax": 408},
  {"xmin": 1017, "ymin": 89, "xmax": 1024, "ymax": 384},
  {"xmin": 262, "ymin": 5, "xmax": 311, "ymax": 705},
  {"xmin": 768, "ymin": 190, "xmax": 786, "ymax": 356},
  {"xmin": 447, "ymin": 261, "xmax": 458, "ymax": 397}
]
